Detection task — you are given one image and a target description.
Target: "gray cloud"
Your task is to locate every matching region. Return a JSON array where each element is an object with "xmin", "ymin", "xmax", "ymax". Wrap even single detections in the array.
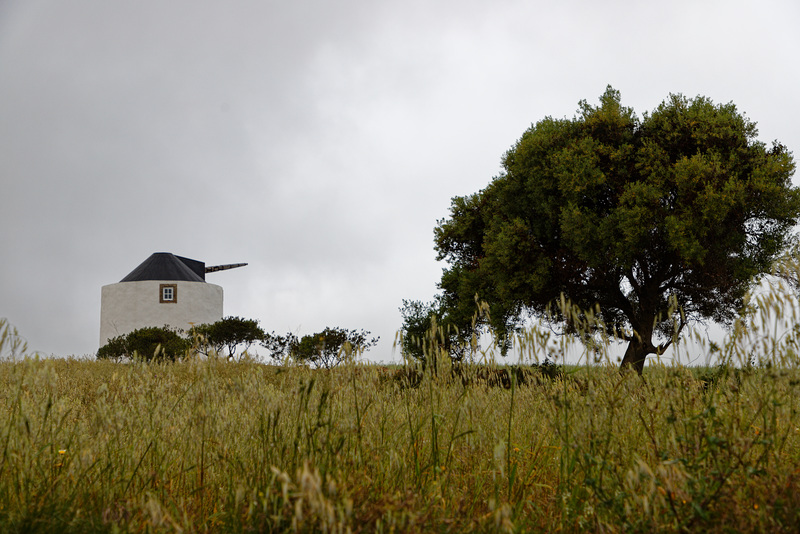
[{"xmin": 1, "ymin": 0, "xmax": 798, "ymax": 358}]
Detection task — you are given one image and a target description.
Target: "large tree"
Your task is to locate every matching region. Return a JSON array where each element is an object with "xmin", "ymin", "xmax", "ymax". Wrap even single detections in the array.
[{"xmin": 435, "ymin": 87, "xmax": 800, "ymax": 373}]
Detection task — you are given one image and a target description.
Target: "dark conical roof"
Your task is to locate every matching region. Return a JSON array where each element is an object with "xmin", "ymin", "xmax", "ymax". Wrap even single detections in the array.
[{"xmin": 120, "ymin": 253, "xmax": 205, "ymax": 282}]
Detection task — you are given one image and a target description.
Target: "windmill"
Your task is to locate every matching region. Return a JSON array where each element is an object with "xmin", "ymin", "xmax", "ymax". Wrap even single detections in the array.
[{"xmin": 99, "ymin": 253, "xmax": 248, "ymax": 347}]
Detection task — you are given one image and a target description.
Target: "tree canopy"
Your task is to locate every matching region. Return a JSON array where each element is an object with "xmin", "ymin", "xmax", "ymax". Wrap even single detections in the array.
[
  {"xmin": 290, "ymin": 327, "xmax": 379, "ymax": 368},
  {"xmin": 97, "ymin": 326, "xmax": 190, "ymax": 362},
  {"xmin": 191, "ymin": 316, "xmax": 266, "ymax": 361},
  {"xmin": 398, "ymin": 299, "xmax": 466, "ymax": 370},
  {"xmin": 434, "ymin": 86, "xmax": 800, "ymax": 372}
]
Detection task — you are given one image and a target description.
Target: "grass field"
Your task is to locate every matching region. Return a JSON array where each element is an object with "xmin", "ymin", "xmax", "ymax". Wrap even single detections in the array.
[
  {"xmin": 3, "ymin": 282, "xmax": 800, "ymax": 533},
  {"xmin": 2, "ymin": 348, "xmax": 800, "ymax": 533}
]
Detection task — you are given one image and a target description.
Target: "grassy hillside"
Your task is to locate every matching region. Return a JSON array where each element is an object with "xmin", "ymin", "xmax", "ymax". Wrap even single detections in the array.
[{"xmin": 1, "ymin": 355, "xmax": 800, "ymax": 533}]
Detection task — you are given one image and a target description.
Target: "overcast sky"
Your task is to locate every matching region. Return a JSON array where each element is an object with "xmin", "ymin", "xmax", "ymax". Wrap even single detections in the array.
[{"xmin": 1, "ymin": 0, "xmax": 799, "ymax": 361}]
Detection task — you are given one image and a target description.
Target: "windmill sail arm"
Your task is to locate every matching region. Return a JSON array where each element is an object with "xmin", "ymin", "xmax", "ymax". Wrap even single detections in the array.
[{"xmin": 205, "ymin": 263, "xmax": 248, "ymax": 273}]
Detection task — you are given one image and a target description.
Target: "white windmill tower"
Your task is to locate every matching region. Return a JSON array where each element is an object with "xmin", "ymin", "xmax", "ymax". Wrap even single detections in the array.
[{"xmin": 99, "ymin": 252, "xmax": 247, "ymax": 347}]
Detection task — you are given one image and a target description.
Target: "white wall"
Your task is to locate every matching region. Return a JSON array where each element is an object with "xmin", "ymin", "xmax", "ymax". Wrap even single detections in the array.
[{"xmin": 99, "ymin": 281, "xmax": 223, "ymax": 346}]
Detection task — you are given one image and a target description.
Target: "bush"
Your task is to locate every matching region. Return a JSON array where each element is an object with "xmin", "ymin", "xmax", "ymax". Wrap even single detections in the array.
[
  {"xmin": 398, "ymin": 299, "xmax": 466, "ymax": 371},
  {"xmin": 291, "ymin": 327, "xmax": 378, "ymax": 368},
  {"xmin": 97, "ymin": 326, "xmax": 190, "ymax": 362},
  {"xmin": 191, "ymin": 316, "xmax": 266, "ymax": 360},
  {"xmin": 260, "ymin": 331, "xmax": 298, "ymax": 364}
]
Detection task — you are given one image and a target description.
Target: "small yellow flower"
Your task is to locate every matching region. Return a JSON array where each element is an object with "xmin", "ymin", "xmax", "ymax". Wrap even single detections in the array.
[
  {"xmin": 58, "ymin": 449, "xmax": 67, "ymax": 455},
  {"xmin": 754, "ymin": 504, "xmax": 759, "ymax": 510}
]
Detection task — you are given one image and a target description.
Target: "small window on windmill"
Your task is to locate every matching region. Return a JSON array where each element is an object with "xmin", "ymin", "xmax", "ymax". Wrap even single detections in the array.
[{"xmin": 160, "ymin": 284, "xmax": 177, "ymax": 303}]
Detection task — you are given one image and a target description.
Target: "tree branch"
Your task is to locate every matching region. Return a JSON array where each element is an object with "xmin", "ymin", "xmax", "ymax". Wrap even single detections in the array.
[{"xmin": 657, "ymin": 316, "xmax": 687, "ymax": 354}]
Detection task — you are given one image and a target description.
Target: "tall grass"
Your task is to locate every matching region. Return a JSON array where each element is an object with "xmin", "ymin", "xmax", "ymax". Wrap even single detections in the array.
[{"xmin": 2, "ymin": 277, "xmax": 800, "ymax": 532}]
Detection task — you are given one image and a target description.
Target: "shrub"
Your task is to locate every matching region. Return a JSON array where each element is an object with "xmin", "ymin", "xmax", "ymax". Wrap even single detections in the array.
[
  {"xmin": 191, "ymin": 316, "xmax": 266, "ymax": 360},
  {"xmin": 291, "ymin": 327, "xmax": 378, "ymax": 368},
  {"xmin": 97, "ymin": 326, "xmax": 190, "ymax": 362}
]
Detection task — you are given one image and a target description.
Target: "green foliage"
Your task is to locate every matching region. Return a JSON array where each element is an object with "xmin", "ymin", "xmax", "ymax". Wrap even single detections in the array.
[
  {"xmin": 435, "ymin": 86, "xmax": 800, "ymax": 372},
  {"xmin": 191, "ymin": 316, "xmax": 266, "ymax": 361},
  {"xmin": 260, "ymin": 331, "xmax": 299, "ymax": 363},
  {"xmin": 398, "ymin": 299, "xmax": 469, "ymax": 370},
  {"xmin": 398, "ymin": 299, "xmax": 439, "ymax": 364},
  {"xmin": 97, "ymin": 326, "xmax": 190, "ymax": 362},
  {"xmin": 291, "ymin": 327, "xmax": 378, "ymax": 368}
]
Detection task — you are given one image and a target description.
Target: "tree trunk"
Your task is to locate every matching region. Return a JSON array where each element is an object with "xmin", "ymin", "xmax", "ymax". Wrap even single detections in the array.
[
  {"xmin": 620, "ymin": 318, "xmax": 659, "ymax": 375},
  {"xmin": 619, "ymin": 337, "xmax": 652, "ymax": 375}
]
